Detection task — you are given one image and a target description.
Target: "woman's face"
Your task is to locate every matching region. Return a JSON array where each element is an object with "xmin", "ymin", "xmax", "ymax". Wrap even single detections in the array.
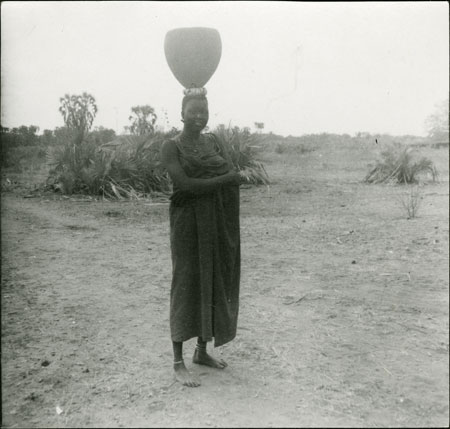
[{"xmin": 182, "ymin": 99, "xmax": 209, "ymax": 132}]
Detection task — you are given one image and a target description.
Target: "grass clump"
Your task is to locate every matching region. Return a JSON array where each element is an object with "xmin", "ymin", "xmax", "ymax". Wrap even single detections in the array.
[
  {"xmin": 45, "ymin": 125, "xmax": 270, "ymax": 198},
  {"xmin": 213, "ymin": 125, "xmax": 270, "ymax": 185},
  {"xmin": 44, "ymin": 117, "xmax": 271, "ymax": 198},
  {"xmin": 46, "ymin": 133, "xmax": 171, "ymax": 198},
  {"xmin": 364, "ymin": 144, "xmax": 438, "ymax": 184}
]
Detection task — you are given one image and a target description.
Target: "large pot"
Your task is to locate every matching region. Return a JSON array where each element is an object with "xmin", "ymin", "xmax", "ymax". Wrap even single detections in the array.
[{"xmin": 164, "ymin": 27, "xmax": 222, "ymax": 89}]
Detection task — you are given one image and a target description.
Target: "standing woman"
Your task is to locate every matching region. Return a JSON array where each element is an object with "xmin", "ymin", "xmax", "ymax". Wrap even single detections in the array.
[{"xmin": 161, "ymin": 89, "xmax": 242, "ymax": 387}]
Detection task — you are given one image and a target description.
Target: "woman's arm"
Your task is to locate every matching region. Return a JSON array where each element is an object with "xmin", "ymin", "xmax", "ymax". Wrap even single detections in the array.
[{"xmin": 161, "ymin": 140, "xmax": 240, "ymax": 195}]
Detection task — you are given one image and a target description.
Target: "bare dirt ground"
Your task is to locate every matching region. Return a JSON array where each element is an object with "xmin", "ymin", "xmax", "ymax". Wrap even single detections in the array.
[{"xmin": 1, "ymin": 142, "xmax": 449, "ymax": 427}]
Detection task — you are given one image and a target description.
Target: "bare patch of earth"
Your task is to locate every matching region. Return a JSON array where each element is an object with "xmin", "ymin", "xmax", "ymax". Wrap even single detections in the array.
[{"xmin": 1, "ymin": 146, "xmax": 448, "ymax": 427}]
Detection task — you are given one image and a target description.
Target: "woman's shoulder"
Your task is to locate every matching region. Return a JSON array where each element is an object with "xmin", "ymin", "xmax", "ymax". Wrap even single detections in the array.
[
  {"xmin": 162, "ymin": 134, "xmax": 182, "ymax": 149},
  {"xmin": 161, "ymin": 134, "xmax": 182, "ymax": 158},
  {"xmin": 203, "ymin": 132, "xmax": 219, "ymax": 141},
  {"xmin": 163, "ymin": 133, "xmax": 182, "ymax": 144},
  {"xmin": 204, "ymin": 132, "xmax": 229, "ymax": 151},
  {"xmin": 203, "ymin": 132, "xmax": 224, "ymax": 148}
]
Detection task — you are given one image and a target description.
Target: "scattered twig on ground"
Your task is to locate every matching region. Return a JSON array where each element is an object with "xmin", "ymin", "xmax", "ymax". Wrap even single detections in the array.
[
  {"xmin": 371, "ymin": 355, "xmax": 393, "ymax": 376},
  {"xmin": 392, "ymin": 321, "xmax": 428, "ymax": 334},
  {"xmin": 323, "ymin": 373, "xmax": 335, "ymax": 382},
  {"xmin": 283, "ymin": 294, "xmax": 308, "ymax": 305},
  {"xmin": 381, "ymin": 366, "xmax": 393, "ymax": 376}
]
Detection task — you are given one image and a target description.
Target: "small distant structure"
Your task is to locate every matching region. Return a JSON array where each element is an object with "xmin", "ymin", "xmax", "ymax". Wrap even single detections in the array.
[{"xmin": 254, "ymin": 122, "xmax": 264, "ymax": 134}]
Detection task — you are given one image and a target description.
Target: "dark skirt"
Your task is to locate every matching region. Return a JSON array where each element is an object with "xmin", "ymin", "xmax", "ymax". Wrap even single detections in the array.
[{"xmin": 169, "ymin": 184, "xmax": 240, "ymax": 347}]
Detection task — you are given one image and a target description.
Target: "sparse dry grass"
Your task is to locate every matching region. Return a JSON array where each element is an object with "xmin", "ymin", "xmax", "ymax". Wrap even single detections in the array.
[
  {"xmin": 397, "ymin": 185, "xmax": 424, "ymax": 219},
  {"xmin": 1, "ymin": 138, "xmax": 448, "ymax": 428}
]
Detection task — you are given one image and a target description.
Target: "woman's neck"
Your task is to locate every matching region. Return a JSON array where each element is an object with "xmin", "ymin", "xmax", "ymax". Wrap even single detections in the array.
[{"xmin": 181, "ymin": 128, "xmax": 201, "ymax": 142}]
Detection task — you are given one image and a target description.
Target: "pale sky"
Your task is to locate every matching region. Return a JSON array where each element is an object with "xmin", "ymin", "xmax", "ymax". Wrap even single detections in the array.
[{"xmin": 1, "ymin": 1, "xmax": 448, "ymax": 136}]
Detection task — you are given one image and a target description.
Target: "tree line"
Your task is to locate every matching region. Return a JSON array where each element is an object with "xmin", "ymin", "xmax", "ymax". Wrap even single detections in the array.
[
  {"xmin": 1, "ymin": 92, "xmax": 167, "ymax": 151},
  {"xmin": 1, "ymin": 92, "xmax": 447, "ymax": 151}
]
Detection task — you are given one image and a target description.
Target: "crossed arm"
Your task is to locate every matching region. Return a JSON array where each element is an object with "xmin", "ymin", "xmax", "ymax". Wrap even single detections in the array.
[{"xmin": 160, "ymin": 140, "xmax": 241, "ymax": 196}]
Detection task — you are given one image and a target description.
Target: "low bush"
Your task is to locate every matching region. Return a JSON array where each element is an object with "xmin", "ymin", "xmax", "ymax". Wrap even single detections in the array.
[
  {"xmin": 1, "ymin": 145, "xmax": 47, "ymax": 171},
  {"xmin": 364, "ymin": 144, "xmax": 438, "ymax": 184},
  {"xmin": 397, "ymin": 185, "xmax": 423, "ymax": 219},
  {"xmin": 274, "ymin": 141, "xmax": 315, "ymax": 155},
  {"xmin": 45, "ymin": 124, "xmax": 270, "ymax": 197},
  {"xmin": 46, "ymin": 133, "xmax": 170, "ymax": 198},
  {"xmin": 213, "ymin": 125, "xmax": 270, "ymax": 185}
]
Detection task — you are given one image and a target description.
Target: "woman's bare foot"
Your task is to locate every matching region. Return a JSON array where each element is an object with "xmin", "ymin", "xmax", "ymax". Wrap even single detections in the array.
[
  {"xmin": 193, "ymin": 348, "xmax": 228, "ymax": 369},
  {"xmin": 174, "ymin": 361, "xmax": 200, "ymax": 387}
]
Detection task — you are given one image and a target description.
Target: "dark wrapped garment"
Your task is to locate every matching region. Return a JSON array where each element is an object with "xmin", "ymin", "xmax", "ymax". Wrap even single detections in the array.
[{"xmin": 168, "ymin": 133, "xmax": 240, "ymax": 347}]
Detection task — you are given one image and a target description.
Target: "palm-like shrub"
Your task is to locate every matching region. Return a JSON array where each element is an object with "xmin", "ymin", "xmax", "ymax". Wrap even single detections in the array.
[
  {"xmin": 46, "ymin": 128, "xmax": 96, "ymax": 193},
  {"xmin": 364, "ymin": 144, "xmax": 438, "ymax": 184},
  {"xmin": 46, "ymin": 124, "xmax": 270, "ymax": 198},
  {"xmin": 46, "ymin": 133, "xmax": 171, "ymax": 198},
  {"xmin": 127, "ymin": 105, "xmax": 158, "ymax": 136},
  {"xmin": 99, "ymin": 135, "xmax": 170, "ymax": 198},
  {"xmin": 213, "ymin": 125, "xmax": 270, "ymax": 185}
]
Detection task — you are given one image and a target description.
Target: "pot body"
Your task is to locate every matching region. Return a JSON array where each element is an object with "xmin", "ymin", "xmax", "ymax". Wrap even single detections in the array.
[{"xmin": 164, "ymin": 27, "xmax": 222, "ymax": 89}]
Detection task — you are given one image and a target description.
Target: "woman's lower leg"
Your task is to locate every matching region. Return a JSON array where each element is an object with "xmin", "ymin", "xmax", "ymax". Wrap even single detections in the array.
[
  {"xmin": 172, "ymin": 341, "xmax": 184, "ymax": 363},
  {"xmin": 196, "ymin": 338, "xmax": 207, "ymax": 353},
  {"xmin": 172, "ymin": 340, "xmax": 200, "ymax": 387},
  {"xmin": 193, "ymin": 337, "xmax": 228, "ymax": 369}
]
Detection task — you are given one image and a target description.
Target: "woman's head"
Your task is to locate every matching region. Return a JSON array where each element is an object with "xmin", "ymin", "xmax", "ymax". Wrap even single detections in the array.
[{"xmin": 181, "ymin": 94, "xmax": 209, "ymax": 132}]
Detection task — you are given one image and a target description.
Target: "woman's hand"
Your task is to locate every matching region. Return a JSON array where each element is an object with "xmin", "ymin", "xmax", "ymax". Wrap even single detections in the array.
[
  {"xmin": 238, "ymin": 170, "xmax": 252, "ymax": 184},
  {"xmin": 225, "ymin": 170, "xmax": 242, "ymax": 186}
]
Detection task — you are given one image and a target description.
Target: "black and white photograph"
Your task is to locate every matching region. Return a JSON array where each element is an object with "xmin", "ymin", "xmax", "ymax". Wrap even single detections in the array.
[{"xmin": 1, "ymin": 1, "xmax": 449, "ymax": 427}]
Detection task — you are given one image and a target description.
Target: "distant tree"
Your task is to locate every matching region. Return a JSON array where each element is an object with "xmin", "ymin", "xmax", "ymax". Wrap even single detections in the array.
[
  {"xmin": 355, "ymin": 131, "xmax": 372, "ymax": 140},
  {"xmin": 0, "ymin": 125, "xmax": 40, "ymax": 147},
  {"xmin": 40, "ymin": 129, "xmax": 57, "ymax": 146},
  {"xmin": 88, "ymin": 126, "xmax": 116, "ymax": 145},
  {"xmin": 20, "ymin": 125, "xmax": 40, "ymax": 145},
  {"xmin": 0, "ymin": 125, "xmax": 41, "ymax": 168},
  {"xmin": 127, "ymin": 105, "xmax": 157, "ymax": 136},
  {"xmin": 165, "ymin": 126, "xmax": 181, "ymax": 138},
  {"xmin": 216, "ymin": 124, "xmax": 227, "ymax": 134},
  {"xmin": 59, "ymin": 92, "xmax": 98, "ymax": 144},
  {"xmin": 53, "ymin": 126, "xmax": 75, "ymax": 143},
  {"xmin": 232, "ymin": 125, "xmax": 251, "ymax": 139},
  {"xmin": 425, "ymin": 98, "xmax": 449, "ymax": 142}
]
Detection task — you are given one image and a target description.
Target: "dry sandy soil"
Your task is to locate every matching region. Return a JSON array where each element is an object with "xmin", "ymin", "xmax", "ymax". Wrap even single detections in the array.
[{"xmin": 1, "ymin": 141, "xmax": 449, "ymax": 427}]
